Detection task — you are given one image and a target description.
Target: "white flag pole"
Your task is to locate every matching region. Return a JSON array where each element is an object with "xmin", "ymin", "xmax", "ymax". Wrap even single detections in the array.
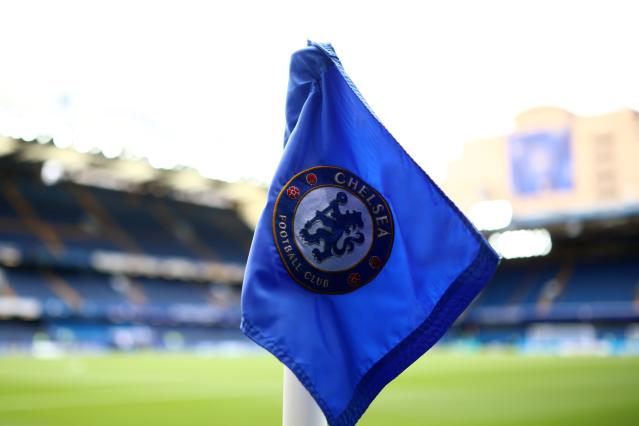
[{"xmin": 283, "ymin": 366, "xmax": 328, "ymax": 426}]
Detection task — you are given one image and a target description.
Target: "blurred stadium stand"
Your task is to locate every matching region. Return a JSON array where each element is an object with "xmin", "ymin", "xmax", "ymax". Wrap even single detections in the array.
[
  {"xmin": 1, "ymin": 107, "xmax": 638, "ymax": 355},
  {"xmin": 0, "ymin": 137, "xmax": 253, "ymax": 352},
  {"xmin": 446, "ymin": 107, "xmax": 639, "ymax": 355}
]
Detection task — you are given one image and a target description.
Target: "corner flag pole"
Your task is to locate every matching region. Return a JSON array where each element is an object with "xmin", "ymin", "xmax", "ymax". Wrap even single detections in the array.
[{"xmin": 283, "ymin": 366, "xmax": 327, "ymax": 426}]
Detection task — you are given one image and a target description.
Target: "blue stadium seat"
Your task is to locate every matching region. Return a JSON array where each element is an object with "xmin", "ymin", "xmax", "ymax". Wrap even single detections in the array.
[
  {"xmin": 134, "ymin": 277, "xmax": 210, "ymax": 306},
  {"xmin": 4, "ymin": 268, "xmax": 64, "ymax": 303},
  {"xmin": 62, "ymin": 272, "xmax": 128, "ymax": 307},
  {"xmin": 476, "ymin": 267, "xmax": 527, "ymax": 307},
  {"xmin": 560, "ymin": 259, "xmax": 639, "ymax": 303},
  {"xmin": 15, "ymin": 179, "xmax": 86, "ymax": 224}
]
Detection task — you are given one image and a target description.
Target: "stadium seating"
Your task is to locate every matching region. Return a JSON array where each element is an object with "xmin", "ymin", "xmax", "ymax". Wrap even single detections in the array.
[
  {"xmin": 0, "ymin": 172, "xmax": 247, "ymax": 349},
  {"xmin": 0, "ymin": 174, "xmax": 252, "ymax": 262},
  {"xmin": 1, "ymin": 170, "xmax": 639, "ymax": 352},
  {"xmin": 470, "ymin": 258, "xmax": 639, "ymax": 324},
  {"xmin": 560, "ymin": 259, "xmax": 638, "ymax": 303},
  {"xmin": 133, "ymin": 277, "xmax": 210, "ymax": 306},
  {"xmin": 3, "ymin": 268, "xmax": 67, "ymax": 307}
]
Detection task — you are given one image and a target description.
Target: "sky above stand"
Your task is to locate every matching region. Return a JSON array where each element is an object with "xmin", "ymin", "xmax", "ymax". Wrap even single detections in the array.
[{"xmin": 1, "ymin": 0, "xmax": 637, "ymax": 183}]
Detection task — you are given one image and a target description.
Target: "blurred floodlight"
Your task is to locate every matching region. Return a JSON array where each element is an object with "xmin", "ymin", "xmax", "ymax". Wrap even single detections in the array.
[
  {"xmin": 36, "ymin": 135, "xmax": 53, "ymax": 144},
  {"xmin": 19, "ymin": 127, "xmax": 38, "ymax": 142},
  {"xmin": 41, "ymin": 159, "xmax": 64, "ymax": 185},
  {"xmin": 72, "ymin": 135, "xmax": 95, "ymax": 153},
  {"xmin": 488, "ymin": 228, "xmax": 552, "ymax": 259},
  {"xmin": 148, "ymin": 151, "xmax": 180, "ymax": 170},
  {"xmin": 52, "ymin": 126, "xmax": 73, "ymax": 149},
  {"xmin": 102, "ymin": 142, "xmax": 123, "ymax": 159},
  {"xmin": 467, "ymin": 200, "xmax": 513, "ymax": 231}
]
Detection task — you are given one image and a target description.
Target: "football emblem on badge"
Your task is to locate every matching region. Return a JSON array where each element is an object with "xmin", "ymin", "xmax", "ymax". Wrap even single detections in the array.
[{"xmin": 273, "ymin": 166, "xmax": 394, "ymax": 294}]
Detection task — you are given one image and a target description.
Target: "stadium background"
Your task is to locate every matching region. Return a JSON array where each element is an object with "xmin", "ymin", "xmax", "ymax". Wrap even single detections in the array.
[
  {"xmin": 1, "ymin": 106, "xmax": 638, "ymax": 425},
  {"xmin": 1, "ymin": 1, "xmax": 639, "ymax": 424}
]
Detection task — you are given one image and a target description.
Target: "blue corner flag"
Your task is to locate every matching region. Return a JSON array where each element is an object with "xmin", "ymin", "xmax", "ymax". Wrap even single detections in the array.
[{"xmin": 241, "ymin": 41, "xmax": 499, "ymax": 425}]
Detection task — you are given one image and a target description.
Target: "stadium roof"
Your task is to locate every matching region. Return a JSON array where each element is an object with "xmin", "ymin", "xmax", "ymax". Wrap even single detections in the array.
[{"xmin": 0, "ymin": 136, "xmax": 267, "ymax": 228}]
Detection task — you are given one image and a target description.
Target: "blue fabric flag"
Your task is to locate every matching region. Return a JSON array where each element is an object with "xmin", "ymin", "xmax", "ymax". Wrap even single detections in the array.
[{"xmin": 241, "ymin": 41, "xmax": 499, "ymax": 425}]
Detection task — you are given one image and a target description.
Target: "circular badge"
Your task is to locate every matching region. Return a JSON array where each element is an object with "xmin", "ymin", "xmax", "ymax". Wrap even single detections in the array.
[{"xmin": 273, "ymin": 166, "xmax": 394, "ymax": 294}]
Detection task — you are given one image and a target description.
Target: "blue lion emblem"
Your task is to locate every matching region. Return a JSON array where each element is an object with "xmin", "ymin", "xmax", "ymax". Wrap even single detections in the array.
[{"xmin": 299, "ymin": 191, "xmax": 365, "ymax": 263}]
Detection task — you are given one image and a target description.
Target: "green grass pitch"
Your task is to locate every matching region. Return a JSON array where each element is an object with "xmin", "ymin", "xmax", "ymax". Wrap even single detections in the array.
[{"xmin": 0, "ymin": 351, "xmax": 637, "ymax": 425}]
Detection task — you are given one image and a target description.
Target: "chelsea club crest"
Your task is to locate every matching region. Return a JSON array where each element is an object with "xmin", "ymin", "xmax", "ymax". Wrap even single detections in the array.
[{"xmin": 273, "ymin": 166, "xmax": 394, "ymax": 294}]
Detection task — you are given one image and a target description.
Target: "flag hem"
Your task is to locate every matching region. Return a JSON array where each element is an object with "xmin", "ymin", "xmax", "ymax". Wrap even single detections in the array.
[
  {"xmin": 241, "ymin": 242, "xmax": 498, "ymax": 425},
  {"xmin": 334, "ymin": 242, "xmax": 499, "ymax": 425}
]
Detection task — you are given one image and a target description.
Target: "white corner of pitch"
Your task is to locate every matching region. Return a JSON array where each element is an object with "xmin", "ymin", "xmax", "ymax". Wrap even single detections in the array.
[{"xmin": 283, "ymin": 366, "xmax": 328, "ymax": 426}]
